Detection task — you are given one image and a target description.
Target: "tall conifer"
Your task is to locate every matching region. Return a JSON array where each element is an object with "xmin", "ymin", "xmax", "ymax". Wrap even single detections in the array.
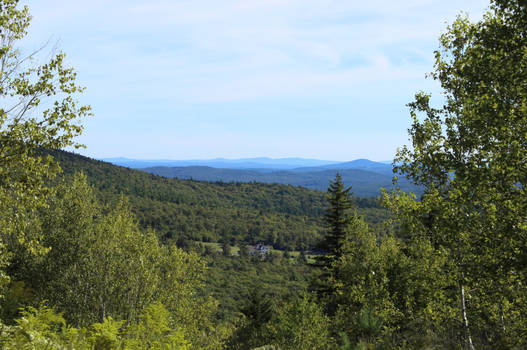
[
  {"xmin": 317, "ymin": 173, "xmax": 355, "ymax": 268},
  {"xmin": 311, "ymin": 173, "xmax": 359, "ymax": 309}
]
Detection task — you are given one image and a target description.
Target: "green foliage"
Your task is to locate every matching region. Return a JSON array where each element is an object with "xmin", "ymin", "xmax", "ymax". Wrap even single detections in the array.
[
  {"xmin": 383, "ymin": 0, "xmax": 527, "ymax": 347},
  {"xmin": 89, "ymin": 317, "xmax": 124, "ymax": 350},
  {"xmin": 0, "ymin": 281, "xmax": 33, "ymax": 322},
  {"xmin": 204, "ymin": 251, "xmax": 314, "ymax": 320},
  {"xmin": 313, "ymin": 174, "xmax": 387, "ymax": 325},
  {"xmin": 315, "ymin": 176, "xmax": 458, "ymax": 347},
  {"xmin": 15, "ymin": 173, "xmax": 162, "ymax": 326},
  {"xmin": 269, "ymin": 293, "xmax": 332, "ymax": 350},
  {"xmin": 0, "ymin": 0, "xmax": 90, "ymax": 296},
  {"xmin": 313, "ymin": 174, "xmax": 359, "ymax": 304},
  {"xmin": 124, "ymin": 303, "xmax": 191, "ymax": 350},
  {"xmin": 0, "ymin": 304, "xmax": 66, "ymax": 349},
  {"xmin": 242, "ymin": 287, "xmax": 274, "ymax": 326},
  {"xmin": 4, "ymin": 173, "xmax": 230, "ymax": 348},
  {"xmin": 143, "ymin": 165, "xmax": 419, "ymax": 197},
  {"xmin": 50, "ymin": 150, "xmax": 390, "ymax": 251},
  {"xmin": 228, "ymin": 286, "xmax": 275, "ymax": 349},
  {"xmin": 229, "ymin": 292, "xmax": 332, "ymax": 350},
  {"xmin": 0, "ymin": 302, "xmax": 195, "ymax": 349},
  {"xmin": 0, "ymin": 0, "xmax": 90, "ymax": 252},
  {"xmin": 319, "ymin": 173, "xmax": 356, "ymax": 264},
  {"xmin": 331, "ymin": 229, "xmax": 399, "ymax": 345}
]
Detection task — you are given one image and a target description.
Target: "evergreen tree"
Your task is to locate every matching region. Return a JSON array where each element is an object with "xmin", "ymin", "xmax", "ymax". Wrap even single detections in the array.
[
  {"xmin": 228, "ymin": 285, "xmax": 274, "ymax": 349},
  {"xmin": 312, "ymin": 173, "xmax": 369, "ymax": 316},
  {"xmin": 222, "ymin": 242, "xmax": 232, "ymax": 257},
  {"xmin": 317, "ymin": 173, "xmax": 355, "ymax": 268},
  {"xmin": 241, "ymin": 287, "xmax": 274, "ymax": 326}
]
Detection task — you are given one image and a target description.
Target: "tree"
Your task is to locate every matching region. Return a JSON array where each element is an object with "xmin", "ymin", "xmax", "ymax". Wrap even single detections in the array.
[
  {"xmin": 269, "ymin": 293, "xmax": 332, "ymax": 350},
  {"xmin": 0, "ymin": 0, "xmax": 90, "ymax": 290},
  {"xmin": 7, "ymin": 173, "xmax": 232, "ymax": 349},
  {"xmin": 317, "ymin": 173, "xmax": 355, "ymax": 267},
  {"xmin": 7, "ymin": 174, "xmax": 156, "ymax": 325},
  {"xmin": 24, "ymin": 174, "xmax": 162, "ymax": 326},
  {"xmin": 222, "ymin": 242, "xmax": 232, "ymax": 257},
  {"xmin": 331, "ymin": 230, "xmax": 398, "ymax": 346},
  {"xmin": 384, "ymin": 0, "xmax": 527, "ymax": 347},
  {"xmin": 313, "ymin": 174, "xmax": 369, "ymax": 311},
  {"xmin": 228, "ymin": 285, "xmax": 274, "ymax": 349}
]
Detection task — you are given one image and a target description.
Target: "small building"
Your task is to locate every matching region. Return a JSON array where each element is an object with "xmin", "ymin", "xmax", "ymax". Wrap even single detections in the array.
[{"xmin": 249, "ymin": 243, "xmax": 270, "ymax": 256}]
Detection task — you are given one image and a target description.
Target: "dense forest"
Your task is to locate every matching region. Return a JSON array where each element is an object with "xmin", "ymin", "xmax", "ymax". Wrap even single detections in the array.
[
  {"xmin": 1, "ymin": 0, "xmax": 527, "ymax": 349},
  {"xmin": 50, "ymin": 150, "xmax": 391, "ymax": 321},
  {"xmin": 138, "ymin": 164, "xmax": 420, "ymax": 197},
  {"xmin": 49, "ymin": 149, "xmax": 390, "ymax": 250}
]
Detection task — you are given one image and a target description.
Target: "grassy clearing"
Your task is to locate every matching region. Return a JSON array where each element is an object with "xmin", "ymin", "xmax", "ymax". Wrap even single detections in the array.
[{"xmin": 195, "ymin": 241, "xmax": 318, "ymax": 263}]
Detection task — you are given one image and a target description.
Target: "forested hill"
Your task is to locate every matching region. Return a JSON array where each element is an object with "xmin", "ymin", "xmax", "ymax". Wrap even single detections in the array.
[
  {"xmin": 50, "ymin": 150, "xmax": 390, "ymax": 250},
  {"xmin": 52, "ymin": 150, "xmax": 326, "ymax": 216},
  {"xmin": 140, "ymin": 164, "xmax": 420, "ymax": 197}
]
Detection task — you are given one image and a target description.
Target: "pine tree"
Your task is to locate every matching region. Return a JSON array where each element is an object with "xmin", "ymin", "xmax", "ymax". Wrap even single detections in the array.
[
  {"xmin": 311, "ymin": 173, "xmax": 360, "ymax": 310},
  {"xmin": 228, "ymin": 285, "xmax": 274, "ymax": 349},
  {"xmin": 317, "ymin": 173, "xmax": 355, "ymax": 268}
]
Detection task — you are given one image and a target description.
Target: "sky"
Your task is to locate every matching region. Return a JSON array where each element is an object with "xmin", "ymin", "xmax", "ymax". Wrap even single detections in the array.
[{"xmin": 22, "ymin": 0, "xmax": 490, "ymax": 161}]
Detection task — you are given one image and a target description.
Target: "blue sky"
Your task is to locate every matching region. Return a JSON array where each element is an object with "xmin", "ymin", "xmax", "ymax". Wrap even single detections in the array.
[{"xmin": 23, "ymin": 0, "xmax": 489, "ymax": 161}]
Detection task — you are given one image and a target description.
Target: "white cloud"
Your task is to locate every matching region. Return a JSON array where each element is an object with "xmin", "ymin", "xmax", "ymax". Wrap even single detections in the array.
[
  {"xmin": 23, "ymin": 0, "xmax": 489, "ymax": 104},
  {"xmin": 21, "ymin": 0, "xmax": 491, "ymax": 159}
]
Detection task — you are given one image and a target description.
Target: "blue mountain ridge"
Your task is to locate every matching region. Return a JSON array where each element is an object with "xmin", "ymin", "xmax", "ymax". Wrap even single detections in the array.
[
  {"xmin": 100, "ymin": 157, "xmax": 417, "ymax": 197},
  {"xmin": 101, "ymin": 157, "xmax": 388, "ymax": 171}
]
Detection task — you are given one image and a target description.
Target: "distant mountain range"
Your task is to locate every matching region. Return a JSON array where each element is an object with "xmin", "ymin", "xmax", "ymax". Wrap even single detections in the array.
[
  {"xmin": 102, "ymin": 157, "xmax": 342, "ymax": 170},
  {"xmin": 101, "ymin": 157, "xmax": 418, "ymax": 197},
  {"xmin": 102, "ymin": 157, "xmax": 393, "ymax": 171}
]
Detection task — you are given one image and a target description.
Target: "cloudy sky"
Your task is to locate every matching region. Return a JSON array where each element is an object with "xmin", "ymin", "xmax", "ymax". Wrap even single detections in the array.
[{"xmin": 22, "ymin": 0, "xmax": 490, "ymax": 161}]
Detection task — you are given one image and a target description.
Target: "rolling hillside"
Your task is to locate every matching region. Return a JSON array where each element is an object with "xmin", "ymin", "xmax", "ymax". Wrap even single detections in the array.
[
  {"xmin": 140, "ymin": 165, "xmax": 419, "ymax": 197},
  {"xmin": 51, "ymin": 150, "xmax": 391, "ymax": 250}
]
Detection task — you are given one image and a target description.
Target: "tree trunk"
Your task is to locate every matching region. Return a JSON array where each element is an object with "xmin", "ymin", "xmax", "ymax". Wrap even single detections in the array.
[
  {"xmin": 459, "ymin": 279, "xmax": 475, "ymax": 350},
  {"xmin": 499, "ymin": 299, "xmax": 505, "ymax": 333}
]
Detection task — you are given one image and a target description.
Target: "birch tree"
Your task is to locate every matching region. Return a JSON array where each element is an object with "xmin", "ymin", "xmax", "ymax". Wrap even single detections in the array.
[
  {"xmin": 384, "ymin": 0, "xmax": 527, "ymax": 347},
  {"xmin": 0, "ymin": 0, "xmax": 90, "ymax": 291}
]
